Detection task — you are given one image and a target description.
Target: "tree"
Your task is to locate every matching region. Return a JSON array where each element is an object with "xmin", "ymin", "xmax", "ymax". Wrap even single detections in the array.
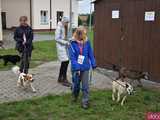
[{"xmin": 78, "ymin": 12, "xmax": 94, "ymax": 26}]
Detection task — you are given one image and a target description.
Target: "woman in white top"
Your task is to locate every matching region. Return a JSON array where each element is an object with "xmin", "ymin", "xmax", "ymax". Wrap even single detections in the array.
[{"xmin": 55, "ymin": 17, "xmax": 71, "ymax": 87}]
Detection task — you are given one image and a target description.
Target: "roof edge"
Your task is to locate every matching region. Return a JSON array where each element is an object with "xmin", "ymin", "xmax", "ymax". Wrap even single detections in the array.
[{"xmin": 92, "ymin": 0, "xmax": 103, "ymax": 4}]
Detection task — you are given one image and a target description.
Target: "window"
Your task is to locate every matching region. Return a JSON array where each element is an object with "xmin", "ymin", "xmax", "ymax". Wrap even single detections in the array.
[
  {"xmin": 40, "ymin": 10, "xmax": 49, "ymax": 25},
  {"xmin": 57, "ymin": 11, "xmax": 64, "ymax": 23}
]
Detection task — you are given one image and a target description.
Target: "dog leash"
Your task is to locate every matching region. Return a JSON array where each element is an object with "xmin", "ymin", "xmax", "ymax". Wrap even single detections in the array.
[
  {"xmin": 89, "ymin": 69, "xmax": 96, "ymax": 86},
  {"xmin": 97, "ymin": 69, "xmax": 126, "ymax": 88},
  {"xmin": 89, "ymin": 69, "xmax": 93, "ymax": 85},
  {"xmin": 22, "ymin": 44, "xmax": 28, "ymax": 73},
  {"xmin": 112, "ymin": 80, "xmax": 126, "ymax": 88},
  {"xmin": 109, "ymin": 76, "xmax": 126, "ymax": 88}
]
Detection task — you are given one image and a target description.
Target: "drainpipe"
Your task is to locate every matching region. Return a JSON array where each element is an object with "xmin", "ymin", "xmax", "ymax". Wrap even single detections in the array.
[
  {"xmin": 89, "ymin": 0, "xmax": 92, "ymax": 31},
  {"xmin": 30, "ymin": 0, "xmax": 32, "ymax": 27},
  {"xmin": 0, "ymin": 0, "xmax": 2, "ymax": 41},
  {"xmin": 69, "ymin": 0, "xmax": 72, "ymax": 38},
  {"xmin": 50, "ymin": 0, "xmax": 52, "ymax": 31}
]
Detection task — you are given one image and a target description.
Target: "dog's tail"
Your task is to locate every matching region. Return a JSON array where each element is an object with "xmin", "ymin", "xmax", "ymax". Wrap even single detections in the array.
[{"xmin": 12, "ymin": 66, "xmax": 20, "ymax": 75}]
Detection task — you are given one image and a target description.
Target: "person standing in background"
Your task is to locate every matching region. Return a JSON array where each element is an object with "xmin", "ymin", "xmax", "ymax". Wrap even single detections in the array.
[
  {"xmin": 55, "ymin": 17, "xmax": 71, "ymax": 87},
  {"xmin": 14, "ymin": 16, "xmax": 33, "ymax": 74}
]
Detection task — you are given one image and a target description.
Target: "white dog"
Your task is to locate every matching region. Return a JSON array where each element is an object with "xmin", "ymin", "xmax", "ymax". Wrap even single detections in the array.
[
  {"xmin": 112, "ymin": 79, "xmax": 134, "ymax": 106},
  {"xmin": 12, "ymin": 66, "xmax": 37, "ymax": 92}
]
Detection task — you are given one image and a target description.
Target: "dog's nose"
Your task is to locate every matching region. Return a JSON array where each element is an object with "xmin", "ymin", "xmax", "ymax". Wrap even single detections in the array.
[{"xmin": 31, "ymin": 79, "xmax": 34, "ymax": 82}]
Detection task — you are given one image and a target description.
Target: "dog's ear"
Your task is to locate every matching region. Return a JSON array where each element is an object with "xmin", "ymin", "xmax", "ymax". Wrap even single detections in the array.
[
  {"xmin": 143, "ymin": 72, "xmax": 150, "ymax": 80},
  {"xmin": 126, "ymin": 84, "xmax": 129, "ymax": 88},
  {"xmin": 23, "ymin": 75, "xmax": 27, "ymax": 78},
  {"xmin": 23, "ymin": 75, "xmax": 28, "ymax": 81}
]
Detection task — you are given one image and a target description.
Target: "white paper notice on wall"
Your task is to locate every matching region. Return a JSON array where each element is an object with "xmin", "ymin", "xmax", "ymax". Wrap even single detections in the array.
[
  {"xmin": 145, "ymin": 11, "xmax": 155, "ymax": 21},
  {"xmin": 112, "ymin": 10, "xmax": 120, "ymax": 19}
]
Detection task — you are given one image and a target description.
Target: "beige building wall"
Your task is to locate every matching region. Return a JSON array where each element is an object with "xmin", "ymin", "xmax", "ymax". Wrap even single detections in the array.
[
  {"xmin": 1, "ymin": 0, "xmax": 78, "ymax": 30},
  {"xmin": 0, "ymin": 0, "xmax": 2, "ymax": 41},
  {"xmin": 72, "ymin": 0, "xmax": 78, "ymax": 28},
  {"xmin": 32, "ymin": 0, "xmax": 50, "ymax": 30},
  {"xmin": 52, "ymin": 0, "xmax": 70, "ymax": 29},
  {"xmin": 1, "ymin": 0, "xmax": 30, "ymax": 29},
  {"xmin": 51, "ymin": 0, "xmax": 78, "ymax": 29},
  {"xmin": 32, "ymin": 0, "xmax": 78, "ymax": 30}
]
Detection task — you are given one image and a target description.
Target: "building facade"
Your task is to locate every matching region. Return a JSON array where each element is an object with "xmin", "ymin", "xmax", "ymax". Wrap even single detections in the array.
[
  {"xmin": 94, "ymin": 0, "xmax": 160, "ymax": 82},
  {"xmin": 0, "ymin": 0, "xmax": 2, "ymax": 41},
  {"xmin": 1, "ymin": 0, "xmax": 78, "ymax": 30}
]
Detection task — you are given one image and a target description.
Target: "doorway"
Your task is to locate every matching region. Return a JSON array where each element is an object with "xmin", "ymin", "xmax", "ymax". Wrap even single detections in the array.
[
  {"xmin": 1, "ymin": 12, "xmax": 6, "ymax": 29},
  {"xmin": 57, "ymin": 11, "xmax": 64, "ymax": 23}
]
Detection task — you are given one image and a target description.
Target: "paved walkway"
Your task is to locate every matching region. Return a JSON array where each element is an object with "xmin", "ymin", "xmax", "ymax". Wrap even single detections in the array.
[
  {"xmin": 0, "ymin": 62, "xmax": 111, "ymax": 103},
  {"xmin": 0, "ymin": 62, "xmax": 160, "ymax": 103}
]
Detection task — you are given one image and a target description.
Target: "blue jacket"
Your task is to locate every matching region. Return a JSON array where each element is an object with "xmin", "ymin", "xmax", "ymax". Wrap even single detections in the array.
[{"xmin": 69, "ymin": 39, "xmax": 96, "ymax": 71}]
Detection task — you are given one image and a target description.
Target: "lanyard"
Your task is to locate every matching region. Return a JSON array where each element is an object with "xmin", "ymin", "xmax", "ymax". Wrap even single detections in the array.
[{"xmin": 78, "ymin": 42, "xmax": 84, "ymax": 55}]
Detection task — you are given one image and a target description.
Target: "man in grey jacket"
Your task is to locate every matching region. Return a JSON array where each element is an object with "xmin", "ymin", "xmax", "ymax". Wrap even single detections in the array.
[{"xmin": 55, "ymin": 17, "xmax": 71, "ymax": 87}]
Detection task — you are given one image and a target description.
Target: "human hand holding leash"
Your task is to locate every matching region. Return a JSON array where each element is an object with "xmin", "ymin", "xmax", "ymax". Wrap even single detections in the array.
[{"xmin": 23, "ymin": 33, "xmax": 27, "ymax": 45}]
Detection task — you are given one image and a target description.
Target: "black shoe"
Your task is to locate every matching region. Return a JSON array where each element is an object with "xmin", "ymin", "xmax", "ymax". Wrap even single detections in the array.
[
  {"xmin": 62, "ymin": 80, "xmax": 72, "ymax": 87},
  {"xmin": 82, "ymin": 102, "xmax": 89, "ymax": 109},
  {"xmin": 71, "ymin": 96, "xmax": 78, "ymax": 103},
  {"xmin": 58, "ymin": 77, "xmax": 63, "ymax": 83}
]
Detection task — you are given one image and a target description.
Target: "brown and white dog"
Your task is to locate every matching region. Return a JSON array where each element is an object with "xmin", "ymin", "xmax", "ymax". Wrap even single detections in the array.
[{"xmin": 12, "ymin": 66, "xmax": 37, "ymax": 92}]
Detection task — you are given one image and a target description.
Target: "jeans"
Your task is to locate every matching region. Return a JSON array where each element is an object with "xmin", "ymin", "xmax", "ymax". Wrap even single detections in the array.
[
  {"xmin": 20, "ymin": 51, "xmax": 31, "ymax": 74},
  {"xmin": 72, "ymin": 71, "xmax": 89, "ymax": 104},
  {"xmin": 58, "ymin": 61, "xmax": 69, "ymax": 80}
]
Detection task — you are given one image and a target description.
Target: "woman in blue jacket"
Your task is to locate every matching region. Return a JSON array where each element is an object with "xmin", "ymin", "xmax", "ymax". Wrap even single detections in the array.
[{"xmin": 69, "ymin": 27, "xmax": 96, "ymax": 109}]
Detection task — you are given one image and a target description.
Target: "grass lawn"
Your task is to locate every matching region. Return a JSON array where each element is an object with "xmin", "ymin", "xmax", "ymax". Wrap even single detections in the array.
[
  {"xmin": 88, "ymin": 29, "xmax": 94, "ymax": 45},
  {"xmin": 0, "ymin": 41, "xmax": 57, "ymax": 70},
  {"xmin": 0, "ymin": 88, "xmax": 159, "ymax": 120},
  {"xmin": 34, "ymin": 31, "xmax": 55, "ymax": 36}
]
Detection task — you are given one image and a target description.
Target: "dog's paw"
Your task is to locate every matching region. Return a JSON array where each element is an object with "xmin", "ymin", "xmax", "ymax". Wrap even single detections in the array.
[
  {"xmin": 121, "ymin": 103, "xmax": 124, "ymax": 106},
  {"xmin": 116, "ymin": 99, "xmax": 120, "ymax": 103},
  {"xmin": 32, "ymin": 89, "xmax": 37, "ymax": 93},
  {"xmin": 17, "ymin": 84, "xmax": 21, "ymax": 87}
]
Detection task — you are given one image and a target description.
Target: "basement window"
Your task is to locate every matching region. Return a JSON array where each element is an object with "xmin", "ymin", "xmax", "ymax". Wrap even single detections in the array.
[{"xmin": 40, "ymin": 10, "xmax": 49, "ymax": 25}]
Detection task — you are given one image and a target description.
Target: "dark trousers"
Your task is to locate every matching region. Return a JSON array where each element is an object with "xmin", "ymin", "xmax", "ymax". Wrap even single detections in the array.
[
  {"xmin": 20, "ymin": 51, "xmax": 31, "ymax": 74},
  {"xmin": 72, "ymin": 71, "xmax": 89, "ymax": 104},
  {"xmin": 58, "ymin": 61, "xmax": 69, "ymax": 81}
]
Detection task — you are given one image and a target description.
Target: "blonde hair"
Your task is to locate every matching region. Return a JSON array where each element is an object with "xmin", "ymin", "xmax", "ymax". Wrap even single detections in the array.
[
  {"xmin": 73, "ymin": 27, "xmax": 87, "ymax": 42},
  {"xmin": 19, "ymin": 16, "xmax": 28, "ymax": 22}
]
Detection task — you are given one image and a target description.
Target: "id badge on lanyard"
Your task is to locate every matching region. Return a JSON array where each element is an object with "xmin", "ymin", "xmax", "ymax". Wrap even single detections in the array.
[{"xmin": 78, "ymin": 43, "xmax": 85, "ymax": 65}]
